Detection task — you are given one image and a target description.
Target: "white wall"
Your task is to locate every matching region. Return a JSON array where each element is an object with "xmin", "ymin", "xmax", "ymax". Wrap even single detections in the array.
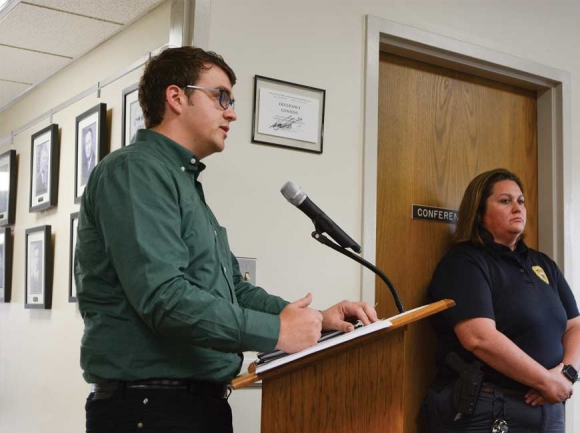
[{"xmin": 1, "ymin": 1, "xmax": 579, "ymax": 432}]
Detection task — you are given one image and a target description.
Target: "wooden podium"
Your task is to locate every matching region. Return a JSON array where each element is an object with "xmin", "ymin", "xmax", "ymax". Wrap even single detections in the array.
[{"xmin": 231, "ymin": 299, "xmax": 454, "ymax": 433}]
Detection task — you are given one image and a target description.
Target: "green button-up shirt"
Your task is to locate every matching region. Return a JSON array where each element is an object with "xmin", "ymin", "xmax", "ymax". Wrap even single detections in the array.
[{"xmin": 75, "ymin": 129, "xmax": 288, "ymax": 384}]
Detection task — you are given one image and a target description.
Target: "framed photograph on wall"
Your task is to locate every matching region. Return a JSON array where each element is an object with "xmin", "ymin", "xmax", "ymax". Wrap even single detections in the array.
[
  {"xmin": 75, "ymin": 103, "xmax": 108, "ymax": 203},
  {"xmin": 69, "ymin": 212, "xmax": 79, "ymax": 302},
  {"xmin": 0, "ymin": 150, "xmax": 17, "ymax": 227},
  {"xmin": 252, "ymin": 75, "xmax": 325, "ymax": 154},
  {"xmin": 29, "ymin": 124, "xmax": 59, "ymax": 212},
  {"xmin": 122, "ymin": 83, "xmax": 144, "ymax": 147},
  {"xmin": 25, "ymin": 225, "xmax": 52, "ymax": 309},
  {"xmin": 0, "ymin": 227, "xmax": 12, "ymax": 303}
]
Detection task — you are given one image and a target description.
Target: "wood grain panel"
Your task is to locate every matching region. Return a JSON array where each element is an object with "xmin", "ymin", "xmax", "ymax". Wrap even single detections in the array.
[
  {"xmin": 376, "ymin": 52, "xmax": 537, "ymax": 433},
  {"xmin": 261, "ymin": 329, "xmax": 406, "ymax": 433}
]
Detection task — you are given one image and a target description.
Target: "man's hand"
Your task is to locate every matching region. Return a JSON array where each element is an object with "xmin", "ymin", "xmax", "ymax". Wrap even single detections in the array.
[
  {"xmin": 321, "ymin": 300, "xmax": 379, "ymax": 332},
  {"xmin": 276, "ymin": 293, "xmax": 322, "ymax": 354}
]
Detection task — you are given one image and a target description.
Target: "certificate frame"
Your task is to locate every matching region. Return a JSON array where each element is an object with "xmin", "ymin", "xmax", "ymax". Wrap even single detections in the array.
[
  {"xmin": 121, "ymin": 83, "xmax": 144, "ymax": 147},
  {"xmin": 0, "ymin": 227, "xmax": 12, "ymax": 303},
  {"xmin": 75, "ymin": 103, "xmax": 108, "ymax": 203},
  {"xmin": 252, "ymin": 75, "xmax": 325, "ymax": 154},
  {"xmin": 25, "ymin": 225, "xmax": 52, "ymax": 309},
  {"xmin": 29, "ymin": 124, "xmax": 60, "ymax": 212},
  {"xmin": 69, "ymin": 212, "xmax": 79, "ymax": 302},
  {"xmin": 0, "ymin": 149, "xmax": 17, "ymax": 227}
]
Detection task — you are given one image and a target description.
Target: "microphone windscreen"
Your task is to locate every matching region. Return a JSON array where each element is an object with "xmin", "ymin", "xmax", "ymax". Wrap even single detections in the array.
[{"xmin": 280, "ymin": 181, "xmax": 306, "ymax": 206}]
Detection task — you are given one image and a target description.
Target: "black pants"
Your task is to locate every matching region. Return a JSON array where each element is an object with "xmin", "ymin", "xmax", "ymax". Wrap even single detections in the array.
[
  {"xmin": 86, "ymin": 386, "xmax": 233, "ymax": 433},
  {"xmin": 424, "ymin": 384, "xmax": 565, "ymax": 433}
]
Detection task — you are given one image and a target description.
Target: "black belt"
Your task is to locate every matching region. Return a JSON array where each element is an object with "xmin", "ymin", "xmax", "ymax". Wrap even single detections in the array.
[{"xmin": 90, "ymin": 379, "xmax": 230, "ymax": 400}]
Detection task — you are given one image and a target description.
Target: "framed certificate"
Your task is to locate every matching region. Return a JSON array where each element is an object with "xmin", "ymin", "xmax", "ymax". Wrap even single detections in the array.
[{"xmin": 252, "ymin": 75, "xmax": 325, "ymax": 154}]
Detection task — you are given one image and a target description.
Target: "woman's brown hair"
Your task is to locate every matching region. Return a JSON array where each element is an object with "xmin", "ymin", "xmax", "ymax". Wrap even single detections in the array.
[{"xmin": 453, "ymin": 168, "xmax": 524, "ymax": 246}]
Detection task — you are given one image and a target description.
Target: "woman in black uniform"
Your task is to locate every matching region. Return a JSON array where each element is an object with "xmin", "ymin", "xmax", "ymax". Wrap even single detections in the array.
[{"xmin": 425, "ymin": 168, "xmax": 580, "ymax": 433}]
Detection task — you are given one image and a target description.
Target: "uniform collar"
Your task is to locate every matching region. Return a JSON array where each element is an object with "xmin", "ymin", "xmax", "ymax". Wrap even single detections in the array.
[
  {"xmin": 485, "ymin": 239, "xmax": 528, "ymax": 259},
  {"xmin": 135, "ymin": 129, "xmax": 206, "ymax": 178}
]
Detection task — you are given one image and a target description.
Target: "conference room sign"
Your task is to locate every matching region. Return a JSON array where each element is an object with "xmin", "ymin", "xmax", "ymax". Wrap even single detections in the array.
[{"xmin": 411, "ymin": 205, "xmax": 458, "ymax": 224}]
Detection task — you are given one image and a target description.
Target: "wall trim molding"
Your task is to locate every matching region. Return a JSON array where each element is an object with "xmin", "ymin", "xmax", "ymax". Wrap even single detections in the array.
[{"xmin": 169, "ymin": 0, "xmax": 211, "ymax": 49}]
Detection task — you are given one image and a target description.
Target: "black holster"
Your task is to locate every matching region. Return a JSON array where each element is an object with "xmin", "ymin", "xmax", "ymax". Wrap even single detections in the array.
[{"xmin": 445, "ymin": 352, "xmax": 484, "ymax": 415}]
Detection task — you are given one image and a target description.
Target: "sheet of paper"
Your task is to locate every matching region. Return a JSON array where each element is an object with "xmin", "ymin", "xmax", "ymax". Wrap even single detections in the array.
[
  {"xmin": 257, "ymin": 87, "xmax": 319, "ymax": 144},
  {"xmin": 255, "ymin": 319, "xmax": 393, "ymax": 374}
]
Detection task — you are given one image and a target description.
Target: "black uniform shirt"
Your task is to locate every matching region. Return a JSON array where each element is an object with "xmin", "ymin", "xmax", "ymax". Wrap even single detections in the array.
[{"xmin": 429, "ymin": 240, "xmax": 579, "ymax": 391}]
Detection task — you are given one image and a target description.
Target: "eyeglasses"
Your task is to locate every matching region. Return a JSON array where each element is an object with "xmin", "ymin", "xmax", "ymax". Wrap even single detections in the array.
[{"xmin": 184, "ymin": 85, "xmax": 235, "ymax": 111}]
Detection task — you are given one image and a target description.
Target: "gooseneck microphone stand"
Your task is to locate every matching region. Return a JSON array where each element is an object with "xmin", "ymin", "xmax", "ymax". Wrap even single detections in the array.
[{"xmin": 311, "ymin": 231, "xmax": 405, "ymax": 314}]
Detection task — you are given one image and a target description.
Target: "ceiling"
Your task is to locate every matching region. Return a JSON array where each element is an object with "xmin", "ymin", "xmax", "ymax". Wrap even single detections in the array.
[{"xmin": 0, "ymin": 0, "xmax": 166, "ymax": 113}]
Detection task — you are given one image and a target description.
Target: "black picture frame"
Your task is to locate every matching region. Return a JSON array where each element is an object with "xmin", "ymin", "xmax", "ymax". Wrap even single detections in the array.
[
  {"xmin": 0, "ymin": 150, "xmax": 17, "ymax": 226},
  {"xmin": 252, "ymin": 75, "xmax": 325, "ymax": 154},
  {"xmin": 25, "ymin": 225, "xmax": 52, "ymax": 309},
  {"xmin": 122, "ymin": 83, "xmax": 144, "ymax": 147},
  {"xmin": 69, "ymin": 212, "xmax": 79, "ymax": 303},
  {"xmin": 75, "ymin": 103, "xmax": 108, "ymax": 203},
  {"xmin": 29, "ymin": 124, "xmax": 59, "ymax": 212},
  {"xmin": 0, "ymin": 227, "xmax": 13, "ymax": 303}
]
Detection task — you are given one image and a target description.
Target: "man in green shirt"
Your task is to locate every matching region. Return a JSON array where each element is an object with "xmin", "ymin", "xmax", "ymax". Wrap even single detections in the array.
[{"xmin": 76, "ymin": 46, "xmax": 377, "ymax": 433}]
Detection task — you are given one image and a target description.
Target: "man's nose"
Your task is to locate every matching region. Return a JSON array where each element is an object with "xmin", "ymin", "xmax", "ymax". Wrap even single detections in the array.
[{"xmin": 224, "ymin": 106, "xmax": 237, "ymax": 121}]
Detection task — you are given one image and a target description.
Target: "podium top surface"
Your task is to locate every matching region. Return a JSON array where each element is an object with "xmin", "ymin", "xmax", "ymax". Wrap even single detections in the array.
[{"xmin": 230, "ymin": 299, "xmax": 455, "ymax": 390}]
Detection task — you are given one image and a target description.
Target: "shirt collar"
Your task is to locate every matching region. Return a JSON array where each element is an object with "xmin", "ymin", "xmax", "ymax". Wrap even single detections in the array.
[
  {"xmin": 485, "ymin": 239, "xmax": 528, "ymax": 259},
  {"xmin": 135, "ymin": 129, "xmax": 206, "ymax": 178}
]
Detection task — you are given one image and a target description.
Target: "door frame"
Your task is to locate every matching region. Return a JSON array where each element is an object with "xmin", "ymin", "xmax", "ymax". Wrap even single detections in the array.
[{"xmin": 362, "ymin": 15, "xmax": 571, "ymax": 304}]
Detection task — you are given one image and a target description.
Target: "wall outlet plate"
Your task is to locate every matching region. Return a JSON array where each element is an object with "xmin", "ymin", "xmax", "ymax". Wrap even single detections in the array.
[{"xmin": 236, "ymin": 257, "xmax": 256, "ymax": 285}]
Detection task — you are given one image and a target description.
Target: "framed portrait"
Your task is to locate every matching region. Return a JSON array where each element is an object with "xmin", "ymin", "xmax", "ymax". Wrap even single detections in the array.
[
  {"xmin": 29, "ymin": 124, "xmax": 59, "ymax": 212},
  {"xmin": 25, "ymin": 225, "xmax": 52, "ymax": 309},
  {"xmin": 252, "ymin": 75, "xmax": 325, "ymax": 154},
  {"xmin": 75, "ymin": 103, "xmax": 108, "ymax": 203},
  {"xmin": 122, "ymin": 83, "xmax": 144, "ymax": 147},
  {"xmin": 0, "ymin": 149, "xmax": 17, "ymax": 227},
  {"xmin": 0, "ymin": 227, "xmax": 13, "ymax": 303},
  {"xmin": 69, "ymin": 212, "xmax": 79, "ymax": 302}
]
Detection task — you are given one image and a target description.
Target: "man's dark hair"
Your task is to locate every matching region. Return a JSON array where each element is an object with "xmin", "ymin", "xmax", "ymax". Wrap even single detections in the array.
[{"xmin": 139, "ymin": 46, "xmax": 237, "ymax": 129}]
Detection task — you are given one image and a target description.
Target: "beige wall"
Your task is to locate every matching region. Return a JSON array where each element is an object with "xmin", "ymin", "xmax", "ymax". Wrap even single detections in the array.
[
  {"xmin": 1, "ymin": 0, "xmax": 579, "ymax": 432},
  {"xmin": 0, "ymin": 3, "xmax": 171, "ymax": 432}
]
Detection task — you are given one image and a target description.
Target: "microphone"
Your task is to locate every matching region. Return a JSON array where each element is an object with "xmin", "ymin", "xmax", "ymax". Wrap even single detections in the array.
[{"xmin": 280, "ymin": 181, "xmax": 361, "ymax": 253}]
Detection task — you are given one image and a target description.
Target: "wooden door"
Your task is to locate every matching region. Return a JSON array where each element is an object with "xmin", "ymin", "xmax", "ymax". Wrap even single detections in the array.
[{"xmin": 376, "ymin": 52, "xmax": 538, "ymax": 433}]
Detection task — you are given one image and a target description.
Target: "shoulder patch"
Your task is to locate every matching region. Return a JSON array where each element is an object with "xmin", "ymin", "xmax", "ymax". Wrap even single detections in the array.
[{"xmin": 532, "ymin": 266, "xmax": 549, "ymax": 284}]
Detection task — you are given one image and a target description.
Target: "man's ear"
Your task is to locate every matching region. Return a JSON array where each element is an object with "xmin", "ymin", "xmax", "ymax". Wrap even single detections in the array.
[{"xmin": 165, "ymin": 85, "xmax": 185, "ymax": 115}]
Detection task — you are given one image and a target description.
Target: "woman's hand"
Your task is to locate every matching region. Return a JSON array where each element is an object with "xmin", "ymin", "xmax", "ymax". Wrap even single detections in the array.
[
  {"xmin": 535, "ymin": 363, "xmax": 573, "ymax": 404},
  {"xmin": 455, "ymin": 318, "xmax": 573, "ymax": 402},
  {"xmin": 525, "ymin": 389, "xmax": 546, "ymax": 406}
]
